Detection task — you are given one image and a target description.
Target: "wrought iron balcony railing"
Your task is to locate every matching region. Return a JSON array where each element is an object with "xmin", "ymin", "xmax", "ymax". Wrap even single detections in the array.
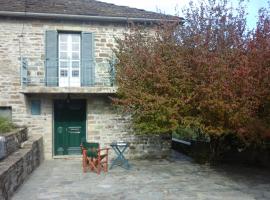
[{"xmin": 20, "ymin": 57, "xmax": 116, "ymax": 88}]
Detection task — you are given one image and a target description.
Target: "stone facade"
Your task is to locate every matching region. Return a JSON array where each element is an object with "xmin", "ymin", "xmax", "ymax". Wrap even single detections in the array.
[
  {"xmin": 0, "ymin": 17, "xmax": 171, "ymax": 159},
  {"xmin": 26, "ymin": 94, "xmax": 171, "ymax": 159},
  {"xmin": 0, "ymin": 18, "xmax": 126, "ymax": 87}
]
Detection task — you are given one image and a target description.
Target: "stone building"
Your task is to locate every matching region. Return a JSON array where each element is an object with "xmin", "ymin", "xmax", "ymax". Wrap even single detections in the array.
[{"xmin": 0, "ymin": 0, "xmax": 177, "ymax": 159}]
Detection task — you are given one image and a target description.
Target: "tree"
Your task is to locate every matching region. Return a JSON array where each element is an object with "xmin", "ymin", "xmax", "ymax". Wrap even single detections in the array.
[
  {"xmin": 113, "ymin": 0, "xmax": 270, "ymax": 150},
  {"xmin": 240, "ymin": 5, "xmax": 270, "ymax": 144},
  {"xmin": 113, "ymin": 24, "xmax": 185, "ymax": 134}
]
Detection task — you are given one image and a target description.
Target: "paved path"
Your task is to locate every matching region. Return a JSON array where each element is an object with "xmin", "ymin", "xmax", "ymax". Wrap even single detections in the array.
[{"xmin": 12, "ymin": 151, "xmax": 270, "ymax": 200}]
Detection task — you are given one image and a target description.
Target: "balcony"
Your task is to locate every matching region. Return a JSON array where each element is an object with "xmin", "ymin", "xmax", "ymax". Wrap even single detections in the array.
[{"xmin": 20, "ymin": 57, "xmax": 117, "ymax": 94}]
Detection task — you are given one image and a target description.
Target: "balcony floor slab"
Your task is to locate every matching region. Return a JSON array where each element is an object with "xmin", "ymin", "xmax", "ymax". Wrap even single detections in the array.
[{"xmin": 20, "ymin": 86, "xmax": 117, "ymax": 94}]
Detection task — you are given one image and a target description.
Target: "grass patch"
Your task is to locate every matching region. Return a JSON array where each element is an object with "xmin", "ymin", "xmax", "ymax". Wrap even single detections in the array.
[{"xmin": 0, "ymin": 117, "xmax": 16, "ymax": 134}]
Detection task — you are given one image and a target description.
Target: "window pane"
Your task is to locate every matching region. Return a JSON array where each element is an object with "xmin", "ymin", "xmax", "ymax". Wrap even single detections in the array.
[
  {"xmin": 31, "ymin": 100, "xmax": 41, "ymax": 115},
  {"xmin": 59, "ymin": 34, "xmax": 68, "ymax": 42},
  {"xmin": 60, "ymin": 70, "xmax": 68, "ymax": 77},
  {"xmin": 72, "ymin": 52, "xmax": 79, "ymax": 60},
  {"xmin": 72, "ymin": 70, "xmax": 79, "ymax": 77},
  {"xmin": 72, "ymin": 43, "xmax": 80, "ymax": 51},
  {"xmin": 60, "ymin": 43, "xmax": 68, "ymax": 51},
  {"xmin": 72, "ymin": 35, "xmax": 80, "ymax": 43},
  {"xmin": 72, "ymin": 61, "xmax": 80, "ymax": 68},
  {"xmin": 60, "ymin": 52, "xmax": 68, "ymax": 60},
  {"xmin": 60, "ymin": 61, "xmax": 69, "ymax": 68}
]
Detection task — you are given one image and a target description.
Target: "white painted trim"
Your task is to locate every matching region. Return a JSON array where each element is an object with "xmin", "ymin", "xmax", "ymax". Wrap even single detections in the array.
[{"xmin": 172, "ymin": 138, "xmax": 191, "ymax": 146}]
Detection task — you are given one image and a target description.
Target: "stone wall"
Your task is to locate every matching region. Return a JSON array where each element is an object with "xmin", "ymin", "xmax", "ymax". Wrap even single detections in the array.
[
  {"xmin": 25, "ymin": 94, "xmax": 171, "ymax": 159},
  {"xmin": 0, "ymin": 18, "xmax": 127, "ymax": 88},
  {"xmin": 0, "ymin": 134, "xmax": 44, "ymax": 200},
  {"xmin": 0, "ymin": 17, "xmax": 170, "ymax": 160},
  {"xmin": 87, "ymin": 96, "xmax": 172, "ymax": 159},
  {"xmin": 0, "ymin": 18, "xmax": 127, "ymax": 127},
  {"xmin": 0, "ymin": 128, "xmax": 28, "ymax": 159},
  {"xmin": 0, "ymin": 18, "xmax": 128, "ymax": 159}
]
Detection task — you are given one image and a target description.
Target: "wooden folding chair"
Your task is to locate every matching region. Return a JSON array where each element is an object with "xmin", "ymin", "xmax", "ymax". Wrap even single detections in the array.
[{"xmin": 81, "ymin": 141, "xmax": 109, "ymax": 174}]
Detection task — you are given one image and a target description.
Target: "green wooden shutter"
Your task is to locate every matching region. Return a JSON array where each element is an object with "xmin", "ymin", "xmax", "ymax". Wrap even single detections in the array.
[
  {"xmin": 81, "ymin": 32, "xmax": 95, "ymax": 86},
  {"xmin": 45, "ymin": 30, "xmax": 58, "ymax": 86}
]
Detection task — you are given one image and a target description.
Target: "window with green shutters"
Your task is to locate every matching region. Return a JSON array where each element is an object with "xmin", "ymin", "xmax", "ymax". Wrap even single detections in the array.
[{"xmin": 45, "ymin": 31, "xmax": 95, "ymax": 87}]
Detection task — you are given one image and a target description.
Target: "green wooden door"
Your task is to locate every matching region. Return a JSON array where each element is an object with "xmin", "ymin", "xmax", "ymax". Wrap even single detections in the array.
[{"xmin": 54, "ymin": 99, "xmax": 86, "ymax": 155}]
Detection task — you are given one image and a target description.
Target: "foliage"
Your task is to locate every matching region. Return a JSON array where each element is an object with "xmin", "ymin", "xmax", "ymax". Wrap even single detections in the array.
[
  {"xmin": 113, "ymin": 0, "xmax": 270, "ymax": 148},
  {"xmin": 108, "ymin": 55, "xmax": 117, "ymax": 86},
  {"xmin": 113, "ymin": 25, "xmax": 185, "ymax": 134},
  {"xmin": 0, "ymin": 117, "xmax": 16, "ymax": 134}
]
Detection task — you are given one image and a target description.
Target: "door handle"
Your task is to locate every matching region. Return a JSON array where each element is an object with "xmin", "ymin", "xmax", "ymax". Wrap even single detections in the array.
[{"xmin": 57, "ymin": 127, "xmax": 63, "ymax": 134}]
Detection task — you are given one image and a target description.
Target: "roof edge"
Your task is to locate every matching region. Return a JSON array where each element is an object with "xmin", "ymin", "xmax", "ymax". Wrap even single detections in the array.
[{"xmin": 0, "ymin": 11, "xmax": 182, "ymax": 23}]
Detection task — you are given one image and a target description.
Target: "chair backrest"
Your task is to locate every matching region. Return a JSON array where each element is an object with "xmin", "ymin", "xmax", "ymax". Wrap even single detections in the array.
[
  {"xmin": 84, "ymin": 142, "xmax": 99, "ymax": 149},
  {"xmin": 81, "ymin": 138, "xmax": 99, "ymax": 149},
  {"xmin": 81, "ymin": 139, "xmax": 100, "ymax": 158}
]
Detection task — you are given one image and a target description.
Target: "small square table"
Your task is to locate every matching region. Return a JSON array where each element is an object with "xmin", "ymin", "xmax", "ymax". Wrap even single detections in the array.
[{"xmin": 110, "ymin": 141, "xmax": 130, "ymax": 170}]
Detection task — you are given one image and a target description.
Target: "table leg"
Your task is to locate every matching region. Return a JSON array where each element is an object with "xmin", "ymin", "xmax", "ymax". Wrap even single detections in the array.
[{"xmin": 110, "ymin": 145, "xmax": 130, "ymax": 170}]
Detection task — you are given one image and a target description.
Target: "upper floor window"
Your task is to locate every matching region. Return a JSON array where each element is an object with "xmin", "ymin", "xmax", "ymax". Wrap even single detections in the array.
[
  {"xmin": 58, "ymin": 33, "xmax": 81, "ymax": 87},
  {"xmin": 45, "ymin": 31, "xmax": 95, "ymax": 87}
]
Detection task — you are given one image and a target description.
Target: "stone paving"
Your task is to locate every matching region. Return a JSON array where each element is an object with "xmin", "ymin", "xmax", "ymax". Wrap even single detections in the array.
[{"xmin": 12, "ymin": 151, "xmax": 270, "ymax": 200}]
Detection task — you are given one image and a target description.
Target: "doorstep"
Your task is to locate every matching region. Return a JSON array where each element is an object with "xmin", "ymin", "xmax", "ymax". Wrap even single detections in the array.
[{"xmin": 53, "ymin": 155, "xmax": 82, "ymax": 160}]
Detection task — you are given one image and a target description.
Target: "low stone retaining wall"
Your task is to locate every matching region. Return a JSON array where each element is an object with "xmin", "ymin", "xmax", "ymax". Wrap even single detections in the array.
[
  {"xmin": 0, "ymin": 128, "xmax": 28, "ymax": 160},
  {"xmin": 127, "ymin": 133, "xmax": 172, "ymax": 159},
  {"xmin": 5, "ymin": 128, "xmax": 28, "ymax": 155},
  {"xmin": 0, "ymin": 134, "xmax": 44, "ymax": 200}
]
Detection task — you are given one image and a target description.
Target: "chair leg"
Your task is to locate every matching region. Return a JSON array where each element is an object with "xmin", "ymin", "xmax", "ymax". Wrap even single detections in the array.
[
  {"xmin": 102, "ymin": 162, "xmax": 108, "ymax": 173},
  {"xmin": 98, "ymin": 163, "xmax": 101, "ymax": 175},
  {"xmin": 100, "ymin": 158, "xmax": 108, "ymax": 173},
  {"xmin": 89, "ymin": 158, "xmax": 94, "ymax": 171},
  {"xmin": 82, "ymin": 158, "xmax": 84, "ymax": 172},
  {"xmin": 82, "ymin": 149, "xmax": 89, "ymax": 173},
  {"xmin": 97, "ymin": 159, "xmax": 101, "ymax": 175},
  {"xmin": 82, "ymin": 157, "xmax": 84, "ymax": 171},
  {"xmin": 83, "ymin": 156, "xmax": 88, "ymax": 173},
  {"xmin": 88, "ymin": 158, "xmax": 99, "ymax": 173},
  {"xmin": 104, "ymin": 150, "xmax": 108, "ymax": 172},
  {"xmin": 102, "ymin": 160, "xmax": 108, "ymax": 172}
]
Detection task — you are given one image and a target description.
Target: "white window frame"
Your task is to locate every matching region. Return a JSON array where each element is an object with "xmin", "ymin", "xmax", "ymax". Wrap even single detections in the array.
[{"xmin": 58, "ymin": 33, "xmax": 81, "ymax": 87}]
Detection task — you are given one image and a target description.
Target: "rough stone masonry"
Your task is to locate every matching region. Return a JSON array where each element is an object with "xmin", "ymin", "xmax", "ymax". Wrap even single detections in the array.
[{"xmin": 0, "ymin": 18, "xmax": 171, "ymax": 159}]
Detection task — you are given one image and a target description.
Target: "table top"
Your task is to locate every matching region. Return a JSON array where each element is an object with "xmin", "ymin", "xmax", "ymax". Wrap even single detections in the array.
[{"xmin": 110, "ymin": 142, "xmax": 129, "ymax": 147}]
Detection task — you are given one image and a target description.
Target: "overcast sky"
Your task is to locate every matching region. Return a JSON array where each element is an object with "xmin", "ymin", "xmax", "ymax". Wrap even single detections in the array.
[{"xmin": 99, "ymin": 0, "xmax": 269, "ymax": 29}]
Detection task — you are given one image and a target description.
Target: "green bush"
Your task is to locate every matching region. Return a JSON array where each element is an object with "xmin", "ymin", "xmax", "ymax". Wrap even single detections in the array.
[{"xmin": 0, "ymin": 117, "xmax": 16, "ymax": 134}]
